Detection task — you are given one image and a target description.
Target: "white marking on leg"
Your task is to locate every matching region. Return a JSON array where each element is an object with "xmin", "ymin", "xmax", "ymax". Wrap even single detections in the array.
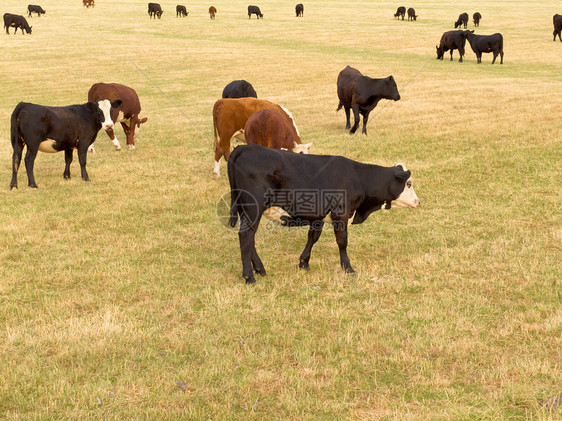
[{"xmin": 213, "ymin": 160, "xmax": 221, "ymax": 177}]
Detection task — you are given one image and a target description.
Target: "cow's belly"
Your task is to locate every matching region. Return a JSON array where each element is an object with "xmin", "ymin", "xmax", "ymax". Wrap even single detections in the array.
[{"xmin": 38, "ymin": 139, "xmax": 60, "ymax": 153}]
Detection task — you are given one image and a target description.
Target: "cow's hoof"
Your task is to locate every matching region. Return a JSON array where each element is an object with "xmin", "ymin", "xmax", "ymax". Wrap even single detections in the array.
[
  {"xmin": 244, "ymin": 276, "xmax": 256, "ymax": 284},
  {"xmin": 28, "ymin": 184, "xmax": 38, "ymax": 189},
  {"xmin": 10, "ymin": 184, "xmax": 17, "ymax": 190},
  {"xmin": 254, "ymin": 267, "xmax": 267, "ymax": 276},
  {"xmin": 82, "ymin": 177, "xmax": 91, "ymax": 182},
  {"xmin": 128, "ymin": 145, "xmax": 135, "ymax": 151},
  {"xmin": 344, "ymin": 266, "xmax": 356, "ymax": 275},
  {"xmin": 299, "ymin": 260, "xmax": 310, "ymax": 270}
]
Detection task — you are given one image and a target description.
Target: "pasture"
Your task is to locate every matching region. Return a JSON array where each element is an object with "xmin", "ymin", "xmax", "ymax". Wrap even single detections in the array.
[{"xmin": 1, "ymin": 0, "xmax": 561, "ymax": 418}]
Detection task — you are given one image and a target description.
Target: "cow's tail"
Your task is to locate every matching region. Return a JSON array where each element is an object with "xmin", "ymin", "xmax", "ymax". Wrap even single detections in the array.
[
  {"xmin": 10, "ymin": 102, "xmax": 25, "ymax": 149},
  {"xmin": 227, "ymin": 146, "xmax": 241, "ymax": 228},
  {"xmin": 336, "ymin": 101, "xmax": 343, "ymax": 112}
]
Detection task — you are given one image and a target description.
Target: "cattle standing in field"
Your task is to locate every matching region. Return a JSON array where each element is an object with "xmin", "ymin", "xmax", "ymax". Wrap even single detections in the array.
[
  {"xmin": 227, "ymin": 144, "xmax": 420, "ymax": 284},
  {"xmin": 436, "ymin": 30, "xmax": 470, "ymax": 62},
  {"xmin": 88, "ymin": 83, "xmax": 148, "ymax": 151},
  {"xmin": 336, "ymin": 65, "xmax": 400, "ymax": 135},
  {"xmin": 554, "ymin": 14, "xmax": 562, "ymax": 42},
  {"xmin": 394, "ymin": 6, "xmax": 405, "ymax": 20},
  {"xmin": 3, "ymin": 13, "xmax": 32, "ymax": 34},
  {"xmin": 209, "ymin": 6, "xmax": 217, "ymax": 19},
  {"xmin": 27, "ymin": 5, "xmax": 45, "ymax": 17},
  {"xmin": 148, "ymin": 3, "xmax": 163, "ymax": 19},
  {"xmin": 222, "ymin": 80, "xmax": 258, "ymax": 99},
  {"xmin": 455, "ymin": 12, "xmax": 468, "ymax": 28},
  {"xmin": 83, "ymin": 0, "xmax": 95, "ymax": 8},
  {"xmin": 466, "ymin": 32, "xmax": 504, "ymax": 64},
  {"xmin": 407, "ymin": 8, "xmax": 417, "ymax": 21},
  {"xmin": 473, "ymin": 12, "xmax": 481, "ymax": 27},
  {"xmin": 176, "ymin": 5, "xmax": 188, "ymax": 17},
  {"xmin": 248, "ymin": 5, "xmax": 263, "ymax": 19},
  {"xmin": 295, "ymin": 3, "xmax": 303, "ymax": 17},
  {"xmin": 212, "ymin": 97, "xmax": 301, "ymax": 176},
  {"xmin": 10, "ymin": 99, "xmax": 122, "ymax": 189}
]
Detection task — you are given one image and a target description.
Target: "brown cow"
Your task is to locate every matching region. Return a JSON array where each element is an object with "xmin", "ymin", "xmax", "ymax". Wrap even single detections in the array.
[
  {"xmin": 212, "ymin": 98, "xmax": 300, "ymax": 176},
  {"xmin": 209, "ymin": 6, "xmax": 216, "ymax": 19},
  {"xmin": 83, "ymin": 0, "xmax": 95, "ymax": 8},
  {"xmin": 87, "ymin": 83, "xmax": 148, "ymax": 151}
]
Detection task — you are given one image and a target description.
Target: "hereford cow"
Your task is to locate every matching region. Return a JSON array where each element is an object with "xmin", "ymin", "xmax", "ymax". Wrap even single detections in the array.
[
  {"xmin": 248, "ymin": 5, "xmax": 263, "ymax": 19},
  {"xmin": 473, "ymin": 12, "xmax": 481, "ymax": 27},
  {"xmin": 436, "ymin": 30, "xmax": 470, "ymax": 62},
  {"xmin": 4, "ymin": 13, "xmax": 32, "ymax": 34},
  {"xmin": 87, "ymin": 83, "xmax": 148, "ymax": 151},
  {"xmin": 83, "ymin": 0, "xmax": 95, "ymax": 8},
  {"xmin": 466, "ymin": 32, "xmax": 504, "ymax": 64},
  {"xmin": 295, "ymin": 3, "xmax": 303, "ymax": 17},
  {"xmin": 212, "ymin": 97, "xmax": 300, "ymax": 176},
  {"xmin": 27, "ymin": 5, "xmax": 46, "ymax": 17},
  {"xmin": 554, "ymin": 14, "xmax": 562, "ymax": 42},
  {"xmin": 336, "ymin": 65, "xmax": 400, "ymax": 135},
  {"xmin": 227, "ymin": 144, "xmax": 420, "ymax": 283},
  {"xmin": 148, "ymin": 3, "xmax": 163, "ymax": 19},
  {"xmin": 222, "ymin": 80, "xmax": 257, "ymax": 99},
  {"xmin": 394, "ymin": 6, "xmax": 405, "ymax": 20},
  {"xmin": 10, "ymin": 99, "xmax": 122, "ymax": 189},
  {"xmin": 455, "ymin": 12, "xmax": 468, "ymax": 29},
  {"xmin": 407, "ymin": 8, "xmax": 417, "ymax": 21},
  {"xmin": 209, "ymin": 6, "xmax": 217, "ymax": 19},
  {"xmin": 176, "ymin": 5, "xmax": 188, "ymax": 17}
]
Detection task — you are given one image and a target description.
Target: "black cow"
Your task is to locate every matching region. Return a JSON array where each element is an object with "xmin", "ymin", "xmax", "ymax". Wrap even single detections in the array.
[
  {"xmin": 227, "ymin": 145, "xmax": 420, "ymax": 284},
  {"xmin": 295, "ymin": 3, "xmax": 304, "ymax": 17},
  {"xmin": 336, "ymin": 65, "xmax": 400, "ymax": 135},
  {"xmin": 455, "ymin": 12, "xmax": 468, "ymax": 29},
  {"xmin": 27, "ymin": 5, "xmax": 46, "ymax": 17},
  {"xmin": 473, "ymin": 12, "xmax": 481, "ymax": 27},
  {"xmin": 148, "ymin": 3, "xmax": 163, "ymax": 19},
  {"xmin": 436, "ymin": 30, "xmax": 471, "ymax": 62},
  {"xmin": 394, "ymin": 6, "xmax": 405, "ymax": 20},
  {"xmin": 10, "ymin": 99, "xmax": 122, "ymax": 189},
  {"xmin": 554, "ymin": 14, "xmax": 562, "ymax": 42},
  {"xmin": 222, "ymin": 80, "xmax": 258, "ymax": 99},
  {"xmin": 407, "ymin": 8, "xmax": 417, "ymax": 21},
  {"xmin": 3, "ymin": 13, "xmax": 32, "ymax": 34},
  {"xmin": 176, "ymin": 5, "xmax": 188, "ymax": 17},
  {"xmin": 466, "ymin": 32, "xmax": 504, "ymax": 64},
  {"xmin": 248, "ymin": 5, "xmax": 263, "ymax": 19}
]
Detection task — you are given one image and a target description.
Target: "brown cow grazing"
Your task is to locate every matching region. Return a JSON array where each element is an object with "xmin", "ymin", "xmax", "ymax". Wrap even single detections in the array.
[
  {"xmin": 87, "ymin": 83, "xmax": 148, "ymax": 151},
  {"xmin": 212, "ymin": 98, "xmax": 301, "ymax": 176},
  {"xmin": 554, "ymin": 14, "xmax": 562, "ymax": 42},
  {"xmin": 4, "ymin": 13, "xmax": 32, "ymax": 34},
  {"xmin": 83, "ymin": 0, "xmax": 95, "ymax": 8},
  {"xmin": 209, "ymin": 6, "xmax": 217, "ymax": 19},
  {"xmin": 407, "ymin": 8, "xmax": 417, "ymax": 21},
  {"xmin": 436, "ymin": 30, "xmax": 471, "ymax": 62},
  {"xmin": 176, "ymin": 5, "xmax": 188, "ymax": 17}
]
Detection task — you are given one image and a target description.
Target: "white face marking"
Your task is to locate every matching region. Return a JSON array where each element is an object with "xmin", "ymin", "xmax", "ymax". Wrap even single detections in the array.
[
  {"xmin": 391, "ymin": 178, "xmax": 420, "ymax": 208},
  {"xmin": 279, "ymin": 105, "xmax": 300, "ymax": 137},
  {"xmin": 213, "ymin": 160, "xmax": 221, "ymax": 177},
  {"xmin": 38, "ymin": 139, "xmax": 59, "ymax": 153},
  {"xmin": 293, "ymin": 142, "xmax": 312, "ymax": 154},
  {"xmin": 97, "ymin": 99, "xmax": 115, "ymax": 131}
]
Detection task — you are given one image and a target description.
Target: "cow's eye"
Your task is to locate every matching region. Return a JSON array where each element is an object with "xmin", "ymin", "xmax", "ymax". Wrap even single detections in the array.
[{"xmin": 407, "ymin": 181, "xmax": 412, "ymax": 188}]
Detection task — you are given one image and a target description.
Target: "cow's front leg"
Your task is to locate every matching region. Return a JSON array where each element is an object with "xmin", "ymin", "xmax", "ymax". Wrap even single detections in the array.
[
  {"xmin": 361, "ymin": 111, "xmax": 370, "ymax": 135},
  {"xmin": 239, "ymin": 226, "xmax": 257, "ymax": 284},
  {"xmin": 121, "ymin": 122, "xmax": 135, "ymax": 150},
  {"xmin": 349, "ymin": 105, "xmax": 360, "ymax": 134},
  {"xmin": 450, "ymin": 50, "xmax": 454, "ymax": 61},
  {"xmin": 77, "ymin": 141, "xmax": 90, "ymax": 182},
  {"xmin": 24, "ymin": 147, "xmax": 39, "ymax": 188},
  {"xmin": 63, "ymin": 149, "xmax": 73, "ymax": 179},
  {"xmin": 299, "ymin": 221, "xmax": 324, "ymax": 270},
  {"xmin": 344, "ymin": 106, "xmax": 351, "ymax": 130},
  {"xmin": 251, "ymin": 244, "xmax": 266, "ymax": 276},
  {"xmin": 333, "ymin": 220, "xmax": 354, "ymax": 274},
  {"xmin": 105, "ymin": 127, "xmax": 121, "ymax": 150},
  {"xmin": 10, "ymin": 139, "xmax": 24, "ymax": 189}
]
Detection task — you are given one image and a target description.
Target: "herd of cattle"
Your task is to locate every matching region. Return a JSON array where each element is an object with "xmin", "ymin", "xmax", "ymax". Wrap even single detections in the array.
[{"xmin": 147, "ymin": 3, "xmax": 305, "ymax": 20}]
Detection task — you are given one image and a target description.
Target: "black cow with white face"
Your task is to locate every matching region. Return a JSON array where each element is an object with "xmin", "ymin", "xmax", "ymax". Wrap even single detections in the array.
[
  {"xmin": 466, "ymin": 32, "xmax": 504, "ymax": 64},
  {"xmin": 554, "ymin": 14, "xmax": 562, "ymax": 42},
  {"xmin": 10, "ymin": 99, "xmax": 122, "ymax": 189},
  {"xmin": 222, "ymin": 80, "xmax": 258, "ymax": 99},
  {"xmin": 3, "ymin": 13, "xmax": 32, "ymax": 34},
  {"xmin": 436, "ymin": 30, "xmax": 471, "ymax": 62},
  {"xmin": 228, "ymin": 145, "xmax": 420, "ymax": 284},
  {"xmin": 336, "ymin": 65, "xmax": 400, "ymax": 135}
]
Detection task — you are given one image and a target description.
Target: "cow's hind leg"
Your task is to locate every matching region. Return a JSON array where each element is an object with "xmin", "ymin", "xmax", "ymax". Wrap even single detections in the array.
[
  {"xmin": 23, "ymin": 146, "xmax": 39, "ymax": 188},
  {"xmin": 344, "ymin": 106, "xmax": 351, "ymax": 130},
  {"xmin": 63, "ymin": 149, "xmax": 73, "ymax": 179},
  {"xmin": 10, "ymin": 139, "xmax": 24, "ymax": 189},
  {"xmin": 361, "ymin": 111, "xmax": 370, "ymax": 135},
  {"xmin": 349, "ymin": 105, "xmax": 360, "ymax": 134},
  {"xmin": 238, "ymin": 212, "xmax": 262, "ymax": 284},
  {"xmin": 333, "ymin": 220, "xmax": 354, "ymax": 274},
  {"xmin": 299, "ymin": 221, "xmax": 324, "ymax": 270}
]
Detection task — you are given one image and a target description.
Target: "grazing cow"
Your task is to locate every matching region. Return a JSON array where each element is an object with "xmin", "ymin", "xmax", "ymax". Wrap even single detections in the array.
[
  {"xmin": 407, "ymin": 8, "xmax": 417, "ymax": 21},
  {"xmin": 466, "ymin": 32, "xmax": 504, "ymax": 64},
  {"xmin": 336, "ymin": 65, "xmax": 401, "ymax": 135},
  {"xmin": 148, "ymin": 3, "xmax": 163, "ymax": 19},
  {"xmin": 436, "ymin": 30, "xmax": 470, "ymax": 62},
  {"xmin": 473, "ymin": 12, "xmax": 481, "ymax": 27},
  {"xmin": 227, "ymin": 144, "xmax": 420, "ymax": 283},
  {"xmin": 394, "ymin": 6, "xmax": 405, "ymax": 20},
  {"xmin": 209, "ymin": 6, "xmax": 217, "ymax": 19},
  {"xmin": 83, "ymin": 0, "xmax": 95, "ymax": 8},
  {"xmin": 222, "ymin": 80, "xmax": 258, "ymax": 99},
  {"xmin": 27, "ymin": 5, "xmax": 46, "ymax": 17},
  {"xmin": 10, "ymin": 99, "xmax": 122, "ymax": 189},
  {"xmin": 295, "ymin": 3, "xmax": 304, "ymax": 17},
  {"xmin": 248, "ymin": 5, "xmax": 263, "ymax": 19},
  {"xmin": 3, "ymin": 13, "xmax": 32, "ymax": 34},
  {"xmin": 212, "ymin": 97, "xmax": 301, "ymax": 176},
  {"xmin": 554, "ymin": 14, "xmax": 562, "ymax": 42},
  {"xmin": 455, "ymin": 12, "xmax": 468, "ymax": 29},
  {"xmin": 88, "ymin": 83, "xmax": 148, "ymax": 151},
  {"xmin": 176, "ymin": 5, "xmax": 188, "ymax": 17}
]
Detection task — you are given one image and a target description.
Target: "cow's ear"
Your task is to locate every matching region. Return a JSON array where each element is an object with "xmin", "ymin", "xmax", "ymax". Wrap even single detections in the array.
[
  {"xmin": 111, "ymin": 99, "xmax": 123, "ymax": 109},
  {"xmin": 394, "ymin": 168, "xmax": 411, "ymax": 182},
  {"xmin": 138, "ymin": 117, "xmax": 148, "ymax": 125}
]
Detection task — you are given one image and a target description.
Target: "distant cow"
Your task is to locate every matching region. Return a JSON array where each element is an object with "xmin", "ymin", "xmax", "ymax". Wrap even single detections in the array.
[
  {"xmin": 455, "ymin": 12, "xmax": 468, "ymax": 28},
  {"xmin": 27, "ymin": 5, "xmax": 45, "ymax": 17},
  {"xmin": 436, "ymin": 30, "xmax": 470, "ymax": 62},
  {"xmin": 148, "ymin": 3, "xmax": 163, "ymax": 19},
  {"xmin": 83, "ymin": 0, "xmax": 95, "ymax": 8},
  {"xmin": 554, "ymin": 14, "xmax": 562, "ymax": 42},
  {"xmin": 248, "ymin": 5, "xmax": 263, "ymax": 19},
  {"xmin": 407, "ymin": 8, "xmax": 417, "ymax": 21},
  {"xmin": 10, "ymin": 99, "xmax": 122, "ymax": 189},
  {"xmin": 295, "ymin": 3, "xmax": 303, "ymax": 17},
  {"xmin": 176, "ymin": 5, "xmax": 188, "ymax": 17},
  {"xmin": 336, "ymin": 65, "xmax": 400, "ymax": 135},
  {"xmin": 222, "ymin": 80, "xmax": 257, "ymax": 99},
  {"xmin": 209, "ymin": 6, "xmax": 217, "ymax": 19},
  {"xmin": 227, "ymin": 144, "xmax": 420, "ymax": 283},
  {"xmin": 212, "ymin": 97, "xmax": 301, "ymax": 176},
  {"xmin": 88, "ymin": 83, "xmax": 148, "ymax": 151},
  {"xmin": 394, "ymin": 6, "xmax": 405, "ymax": 20},
  {"xmin": 466, "ymin": 32, "xmax": 504, "ymax": 64},
  {"xmin": 4, "ymin": 13, "xmax": 32, "ymax": 35},
  {"xmin": 473, "ymin": 12, "xmax": 481, "ymax": 27}
]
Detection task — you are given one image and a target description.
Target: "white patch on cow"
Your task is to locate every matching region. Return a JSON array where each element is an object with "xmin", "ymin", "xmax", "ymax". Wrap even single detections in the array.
[
  {"xmin": 394, "ymin": 162, "xmax": 408, "ymax": 171},
  {"xmin": 391, "ymin": 178, "xmax": 420, "ymax": 208},
  {"xmin": 116, "ymin": 112, "xmax": 127, "ymax": 123},
  {"xmin": 128, "ymin": 144, "xmax": 135, "ymax": 151},
  {"xmin": 97, "ymin": 99, "xmax": 115, "ymax": 131},
  {"xmin": 233, "ymin": 129, "xmax": 246, "ymax": 142},
  {"xmin": 133, "ymin": 124, "xmax": 141, "ymax": 141},
  {"xmin": 279, "ymin": 105, "xmax": 300, "ymax": 137},
  {"xmin": 213, "ymin": 160, "xmax": 221, "ymax": 177},
  {"xmin": 112, "ymin": 136, "xmax": 121, "ymax": 150},
  {"xmin": 293, "ymin": 142, "xmax": 312, "ymax": 154},
  {"xmin": 88, "ymin": 144, "xmax": 96, "ymax": 153},
  {"xmin": 38, "ymin": 139, "xmax": 59, "ymax": 153}
]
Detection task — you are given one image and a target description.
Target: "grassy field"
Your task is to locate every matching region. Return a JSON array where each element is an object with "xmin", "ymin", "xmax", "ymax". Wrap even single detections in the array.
[{"xmin": 1, "ymin": 0, "xmax": 561, "ymax": 418}]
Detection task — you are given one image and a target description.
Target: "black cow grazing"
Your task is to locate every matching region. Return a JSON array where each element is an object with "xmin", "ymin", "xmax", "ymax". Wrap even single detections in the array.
[
  {"xmin": 176, "ymin": 5, "xmax": 188, "ymax": 17},
  {"xmin": 407, "ymin": 8, "xmax": 417, "ymax": 21},
  {"xmin": 222, "ymin": 80, "xmax": 258, "ymax": 99},
  {"xmin": 436, "ymin": 30, "xmax": 471, "ymax": 62},
  {"xmin": 394, "ymin": 6, "xmax": 405, "ymax": 20},
  {"xmin": 336, "ymin": 65, "xmax": 400, "ymax": 135},
  {"xmin": 148, "ymin": 3, "xmax": 163, "ymax": 19},
  {"xmin": 3, "ymin": 13, "xmax": 32, "ymax": 34},
  {"xmin": 227, "ymin": 144, "xmax": 420, "ymax": 284},
  {"xmin": 455, "ymin": 12, "xmax": 469, "ymax": 29},
  {"xmin": 553, "ymin": 14, "xmax": 562, "ymax": 42},
  {"xmin": 248, "ymin": 5, "xmax": 263, "ymax": 19},
  {"xmin": 295, "ymin": 3, "xmax": 304, "ymax": 17},
  {"xmin": 473, "ymin": 12, "xmax": 481, "ymax": 27},
  {"xmin": 466, "ymin": 32, "xmax": 504, "ymax": 64},
  {"xmin": 10, "ymin": 99, "xmax": 122, "ymax": 189},
  {"xmin": 27, "ymin": 5, "xmax": 46, "ymax": 17}
]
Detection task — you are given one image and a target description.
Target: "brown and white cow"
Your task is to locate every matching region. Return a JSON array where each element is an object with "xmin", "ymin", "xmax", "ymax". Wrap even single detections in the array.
[
  {"xmin": 87, "ymin": 83, "xmax": 148, "ymax": 151},
  {"xmin": 83, "ymin": 0, "xmax": 95, "ymax": 8},
  {"xmin": 209, "ymin": 6, "xmax": 217, "ymax": 19},
  {"xmin": 212, "ymin": 98, "xmax": 300, "ymax": 176}
]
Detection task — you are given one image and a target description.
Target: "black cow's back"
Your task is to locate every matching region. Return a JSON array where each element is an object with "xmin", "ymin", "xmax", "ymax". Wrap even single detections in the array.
[{"xmin": 222, "ymin": 80, "xmax": 258, "ymax": 98}]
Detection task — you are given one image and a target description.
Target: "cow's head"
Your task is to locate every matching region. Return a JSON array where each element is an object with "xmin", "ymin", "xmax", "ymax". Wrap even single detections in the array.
[
  {"xmin": 157, "ymin": 10, "xmax": 163, "ymax": 18},
  {"xmin": 436, "ymin": 45, "xmax": 444, "ymax": 59},
  {"xmin": 386, "ymin": 76, "xmax": 401, "ymax": 101},
  {"xmin": 26, "ymin": 25, "xmax": 32, "ymax": 34},
  {"xmin": 390, "ymin": 164, "xmax": 420, "ymax": 208},
  {"xmin": 95, "ymin": 99, "xmax": 123, "ymax": 131},
  {"xmin": 292, "ymin": 142, "xmax": 312, "ymax": 154}
]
